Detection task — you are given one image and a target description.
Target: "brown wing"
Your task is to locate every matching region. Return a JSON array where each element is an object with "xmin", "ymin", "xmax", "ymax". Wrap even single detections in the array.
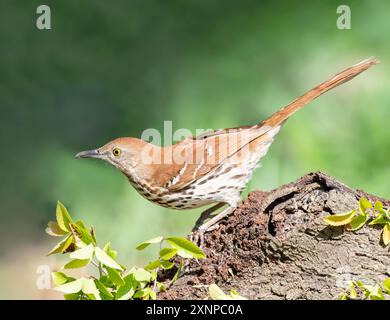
[
  {"xmin": 194, "ymin": 125, "xmax": 255, "ymax": 140},
  {"xmin": 150, "ymin": 125, "xmax": 272, "ymax": 191}
]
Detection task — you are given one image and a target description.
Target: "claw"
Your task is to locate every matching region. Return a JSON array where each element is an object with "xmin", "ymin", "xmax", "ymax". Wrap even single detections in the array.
[
  {"xmin": 183, "ymin": 224, "xmax": 220, "ymax": 274},
  {"xmin": 197, "ymin": 229, "xmax": 205, "ymax": 249},
  {"xmin": 190, "ymin": 223, "xmax": 220, "ymax": 250},
  {"xmin": 189, "ymin": 228, "xmax": 204, "ymax": 249}
]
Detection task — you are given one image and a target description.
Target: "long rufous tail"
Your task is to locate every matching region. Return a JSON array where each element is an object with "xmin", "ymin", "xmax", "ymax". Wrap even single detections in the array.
[{"xmin": 260, "ymin": 57, "xmax": 379, "ymax": 127}]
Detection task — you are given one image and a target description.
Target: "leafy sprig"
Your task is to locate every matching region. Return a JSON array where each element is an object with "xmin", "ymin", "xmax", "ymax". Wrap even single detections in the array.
[
  {"xmin": 340, "ymin": 278, "xmax": 390, "ymax": 300},
  {"xmin": 323, "ymin": 198, "xmax": 390, "ymax": 245},
  {"xmin": 46, "ymin": 201, "xmax": 205, "ymax": 300}
]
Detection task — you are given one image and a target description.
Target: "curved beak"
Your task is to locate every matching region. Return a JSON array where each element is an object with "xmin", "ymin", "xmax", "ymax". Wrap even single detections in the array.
[{"xmin": 75, "ymin": 149, "xmax": 101, "ymax": 159}]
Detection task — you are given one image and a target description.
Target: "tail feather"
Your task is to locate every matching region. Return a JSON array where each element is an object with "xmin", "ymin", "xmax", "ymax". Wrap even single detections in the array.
[{"xmin": 260, "ymin": 57, "xmax": 379, "ymax": 127}]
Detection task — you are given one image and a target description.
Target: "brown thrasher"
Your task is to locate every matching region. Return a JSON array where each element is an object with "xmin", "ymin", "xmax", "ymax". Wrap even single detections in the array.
[{"xmin": 76, "ymin": 58, "xmax": 377, "ymax": 242}]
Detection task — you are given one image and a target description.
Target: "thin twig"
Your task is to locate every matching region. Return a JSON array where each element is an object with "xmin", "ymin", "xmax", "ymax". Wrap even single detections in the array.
[{"xmin": 91, "ymin": 260, "xmax": 108, "ymax": 276}]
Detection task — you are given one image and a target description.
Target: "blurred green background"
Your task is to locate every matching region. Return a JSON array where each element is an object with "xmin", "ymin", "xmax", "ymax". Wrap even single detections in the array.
[{"xmin": 0, "ymin": 0, "xmax": 389, "ymax": 299}]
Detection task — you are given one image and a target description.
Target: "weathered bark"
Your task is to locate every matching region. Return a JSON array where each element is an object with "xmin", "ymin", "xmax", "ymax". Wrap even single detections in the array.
[{"xmin": 160, "ymin": 172, "xmax": 390, "ymax": 300}]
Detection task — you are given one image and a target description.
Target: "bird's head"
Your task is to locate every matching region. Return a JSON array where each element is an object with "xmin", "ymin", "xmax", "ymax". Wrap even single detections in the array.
[{"xmin": 75, "ymin": 137, "xmax": 150, "ymax": 176}]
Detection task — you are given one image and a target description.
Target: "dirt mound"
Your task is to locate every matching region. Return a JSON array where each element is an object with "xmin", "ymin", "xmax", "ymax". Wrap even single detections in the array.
[{"xmin": 159, "ymin": 172, "xmax": 390, "ymax": 300}]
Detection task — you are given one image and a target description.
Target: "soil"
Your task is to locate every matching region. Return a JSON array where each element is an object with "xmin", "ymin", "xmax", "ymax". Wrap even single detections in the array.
[{"xmin": 159, "ymin": 172, "xmax": 390, "ymax": 300}]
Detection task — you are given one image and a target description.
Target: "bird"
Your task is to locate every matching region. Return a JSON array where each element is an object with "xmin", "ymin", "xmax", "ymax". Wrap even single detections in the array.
[{"xmin": 76, "ymin": 58, "xmax": 378, "ymax": 244}]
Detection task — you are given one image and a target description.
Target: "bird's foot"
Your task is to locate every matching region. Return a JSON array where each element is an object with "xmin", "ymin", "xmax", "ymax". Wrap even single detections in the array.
[
  {"xmin": 184, "ymin": 224, "xmax": 220, "ymax": 273},
  {"xmin": 190, "ymin": 223, "xmax": 220, "ymax": 249},
  {"xmin": 189, "ymin": 229, "xmax": 204, "ymax": 249}
]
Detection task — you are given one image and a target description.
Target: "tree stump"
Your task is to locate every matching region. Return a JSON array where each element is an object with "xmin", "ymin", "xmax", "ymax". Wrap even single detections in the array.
[{"xmin": 160, "ymin": 172, "xmax": 390, "ymax": 300}]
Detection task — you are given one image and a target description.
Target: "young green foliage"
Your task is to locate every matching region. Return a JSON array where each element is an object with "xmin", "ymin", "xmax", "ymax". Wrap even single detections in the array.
[
  {"xmin": 323, "ymin": 209, "xmax": 356, "ymax": 227},
  {"xmin": 208, "ymin": 284, "xmax": 247, "ymax": 300},
  {"xmin": 46, "ymin": 201, "xmax": 206, "ymax": 300},
  {"xmin": 323, "ymin": 198, "xmax": 390, "ymax": 246},
  {"xmin": 339, "ymin": 278, "xmax": 390, "ymax": 300}
]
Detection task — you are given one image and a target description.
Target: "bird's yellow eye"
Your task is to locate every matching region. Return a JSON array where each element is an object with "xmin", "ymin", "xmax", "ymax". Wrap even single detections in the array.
[{"xmin": 112, "ymin": 148, "xmax": 121, "ymax": 157}]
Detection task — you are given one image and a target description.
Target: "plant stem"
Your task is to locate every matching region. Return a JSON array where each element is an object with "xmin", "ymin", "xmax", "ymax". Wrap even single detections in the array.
[
  {"xmin": 98, "ymin": 263, "xmax": 103, "ymax": 278},
  {"xmin": 91, "ymin": 260, "xmax": 107, "ymax": 276},
  {"xmin": 153, "ymin": 267, "xmax": 159, "ymax": 291}
]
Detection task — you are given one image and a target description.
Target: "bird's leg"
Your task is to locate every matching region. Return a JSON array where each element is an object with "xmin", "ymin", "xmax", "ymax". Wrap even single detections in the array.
[
  {"xmin": 192, "ymin": 202, "xmax": 225, "ymax": 233},
  {"xmin": 189, "ymin": 203, "xmax": 224, "ymax": 249},
  {"xmin": 198, "ymin": 205, "xmax": 234, "ymax": 233},
  {"xmin": 192, "ymin": 205, "xmax": 235, "ymax": 248},
  {"xmin": 185, "ymin": 205, "xmax": 233, "ymax": 273},
  {"xmin": 183, "ymin": 203, "xmax": 225, "ymax": 272}
]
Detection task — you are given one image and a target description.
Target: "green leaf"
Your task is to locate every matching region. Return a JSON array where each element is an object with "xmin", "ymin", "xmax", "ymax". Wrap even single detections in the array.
[
  {"xmin": 103, "ymin": 242, "xmax": 118, "ymax": 260},
  {"xmin": 349, "ymin": 282, "xmax": 357, "ymax": 299},
  {"xmin": 126, "ymin": 266, "xmax": 137, "ymax": 275},
  {"xmin": 356, "ymin": 283, "xmax": 384, "ymax": 300},
  {"xmin": 51, "ymin": 272, "xmax": 71, "ymax": 286},
  {"xmin": 98, "ymin": 275, "xmax": 111, "ymax": 287},
  {"xmin": 136, "ymin": 236, "xmax": 164, "ymax": 251},
  {"xmin": 69, "ymin": 243, "xmax": 94, "ymax": 260},
  {"xmin": 359, "ymin": 284, "xmax": 373, "ymax": 297},
  {"xmin": 369, "ymin": 213, "xmax": 389, "ymax": 226},
  {"xmin": 382, "ymin": 278, "xmax": 390, "ymax": 294},
  {"xmin": 64, "ymin": 259, "xmax": 90, "ymax": 269},
  {"xmin": 56, "ymin": 201, "xmax": 73, "ymax": 232},
  {"xmin": 166, "ymin": 237, "xmax": 206, "ymax": 259},
  {"xmin": 368, "ymin": 285, "xmax": 385, "ymax": 300},
  {"xmin": 150, "ymin": 270, "xmax": 157, "ymax": 281},
  {"xmin": 90, "ymin": 226, "xmax": 97, "ymax": 244},
  {"xmin": 382, "ymin": 224, "xmax": 390, "ymax": 246},
  {"xmin": 370, "ymin": 294, "xmax": 385, "ymax": 300},
  {"xmin": 46, "ymin": 221, "xmax": 68, "ymax": 237},
  {"xmin": 157, "ymin": 281, "xmax": 166, "ymax": 292},
  {"xmin": 82, "ymin": 278, "xmax": 101, "ymax": 300},
  {"xmin": 209, "ymin": 284, "xmax": 232, "ymax": 300},
  {"xmin": 339, "ymin": 293, "xmax": 348, "ymax": 300},
  {"xmin": 230, "ymin": 289, "xmax": 247, "ymax": 300},
  {"xmin": 322, "ymin": 210, "xmax": 356, "ymax": 227},
  {"xmin": 134, "ymin": 288, "xmax": 157, "ymax": 300},
  {"xmin": 149, "ymin": 290, "xmax": 157, "ymax": 300},
  {"xmin": 116, "ymin": 274, "xmax": 138, "ymax": 300},
  {"xmin": 64, "ymin": 293, "xmax": 79, "ymax": 300},
  {"xmin": 54, "ymin": 278, "xmax": 84, "ymax": 294},
  {"xmin": 159, "ymin": 247, "xmax": 178, "ymax": 260},
  {"xmin": 70, "ymin": 221, "xmax": 95, "ymax": 245},
  {"xmin": 133, "ymin": 289, "xmax": 147, "ymax": 299},
  {"xmin": 160, "ymin": 261, "xmax": 174, "ymax": 270},
  {"xmin": 208, "ymin": 284, "xmax": 246, "ymax": 300},
  {"xmin": 106, "ymin": 266, "xmax": 125, "ymax": 286},
  {"xmin": 75, "ymin": 219, "xmax": 88, "ymax": 231},
  {"xmin": 143, "ymin": 287, "xmax": 157, "ymax": 300},
  {"xmin": 47, "ymin": 234, "xmax": 74, "ymax": 255},
  {"xmin": 95, "ymin": 247, "xmax": 123, "ymax": 270},
  {"xmin": 374, "ymin": 200, "xmax": 383, "ymax": 212},
  {"xmin": 145, "ymin": 260, "xmax": 161, "ymax": 270},
  {"xmin": 347, "ymin": 213, "xmax": 369, "ymax": 231},
  {"xmin": 354, "ymin": 280, "xmax": 367, "ymax": 294},
  {"xmin": 133, "ymin": 268, "xmax": 152, "ymax": 282},
  {"xmin": 359, "ymin": 198, "xmax": 372, "ymax": 214},
  {"xmin": 95, "ymin": 280, "xmax": 114, "ymax": 300}
]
